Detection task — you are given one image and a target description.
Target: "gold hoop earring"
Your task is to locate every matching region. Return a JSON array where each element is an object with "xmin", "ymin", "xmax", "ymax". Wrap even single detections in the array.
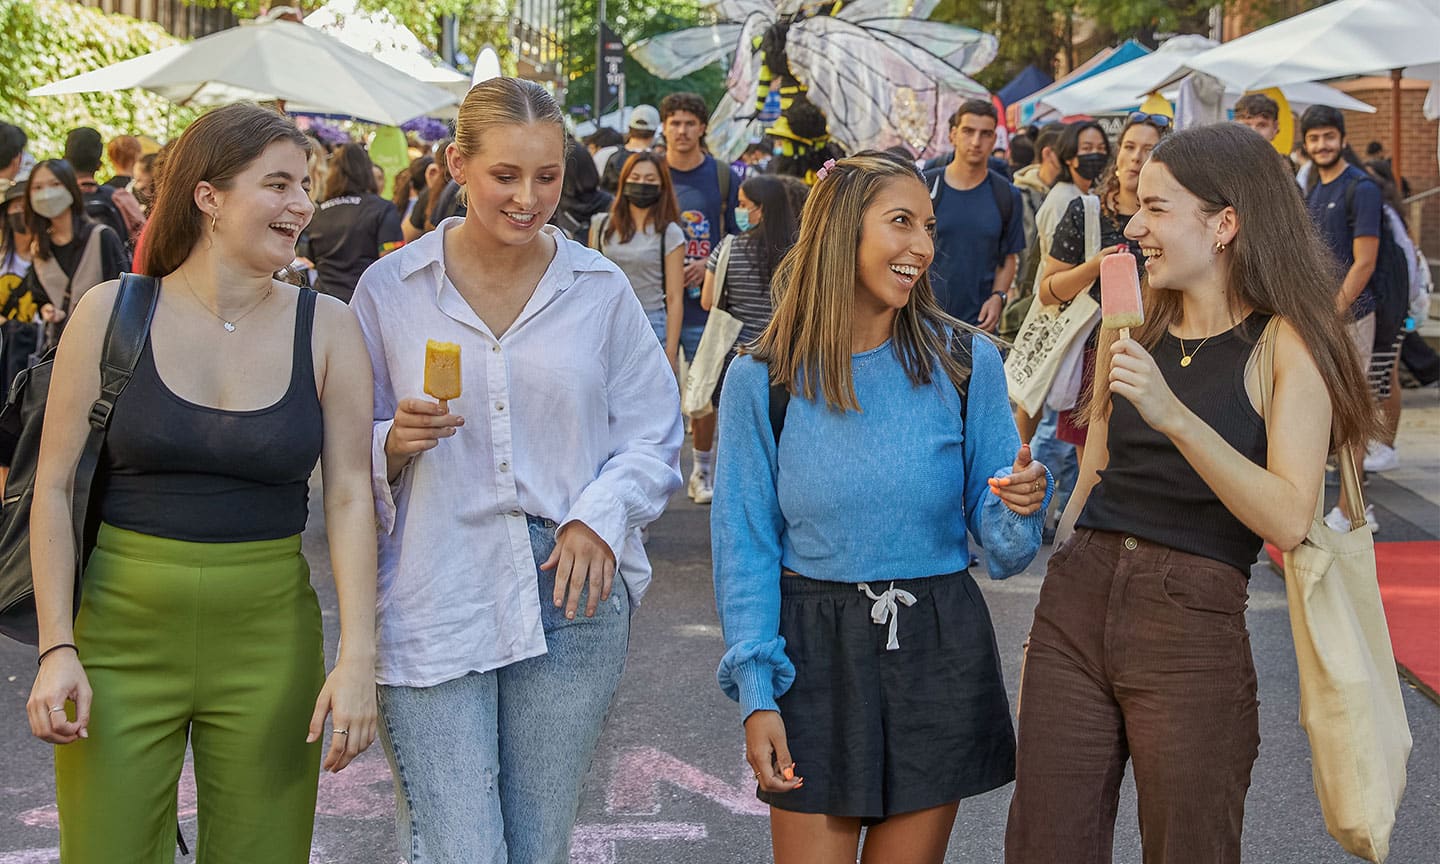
[{"xmin": 211, "ymin": 212, "xmax": 218, "ymax": 232}]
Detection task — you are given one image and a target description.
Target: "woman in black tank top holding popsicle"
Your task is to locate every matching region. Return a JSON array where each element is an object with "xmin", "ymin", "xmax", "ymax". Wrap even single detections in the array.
[{"xmin": 1006, "ymin": 124, "xmax": 1379, "ymax": 863}]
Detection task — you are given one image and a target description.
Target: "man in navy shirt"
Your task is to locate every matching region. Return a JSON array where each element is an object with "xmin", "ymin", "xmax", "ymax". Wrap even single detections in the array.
[
  {"xmin": 662, "ymin": 91, "xmax": 741, "ymax": 505},
  {"xmin": 925, "ymin": 100, "xmax": 1025, "ymax": 331},
  {"xmin": 1301, "ymin": 104, "xmax": 1381, "ymax": 532}
]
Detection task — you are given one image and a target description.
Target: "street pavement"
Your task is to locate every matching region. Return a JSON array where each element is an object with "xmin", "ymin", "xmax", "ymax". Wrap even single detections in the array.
[{"xmin": 1, "ymin": 388, "xmax": 1436, "ymax": 864}]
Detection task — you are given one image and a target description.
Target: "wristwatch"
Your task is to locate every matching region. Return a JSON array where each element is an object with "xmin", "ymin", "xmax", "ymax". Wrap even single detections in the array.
[{"xmin": 991, "ymin": 290, "xmax": 1008, "ymax": 305}]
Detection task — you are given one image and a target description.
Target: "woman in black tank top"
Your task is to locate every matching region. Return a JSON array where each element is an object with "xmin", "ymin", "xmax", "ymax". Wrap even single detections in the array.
[
  {"xmin": 1007, "ymin": 125, "xmax": 1379, "ymax": 863},
  {"xmin": 26, "ymin": 104, "xmax": 380, "ymax": 863}
]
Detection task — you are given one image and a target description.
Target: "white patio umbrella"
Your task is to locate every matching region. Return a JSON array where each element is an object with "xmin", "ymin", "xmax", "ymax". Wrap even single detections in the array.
[
  {"xmin": 1146, "ymin": 0, "xmax": 1440, "ymax": 178},
  {"xmin": 1041, "ymin": 36, "xmax": 1374, "ymax": 117},
  {"xmin": 29, "ymin": 17, "xmax": 457, "ymax": 126},
  {"xmin": 303, "ymin": 0, "xmax": 471, "ymax": 98}
]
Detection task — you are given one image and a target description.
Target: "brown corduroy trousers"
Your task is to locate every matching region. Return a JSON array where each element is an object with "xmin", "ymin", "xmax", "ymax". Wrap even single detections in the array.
[{"xmin": 1005, "ymin": 529, "xmax": 1261, "ymax": 864}]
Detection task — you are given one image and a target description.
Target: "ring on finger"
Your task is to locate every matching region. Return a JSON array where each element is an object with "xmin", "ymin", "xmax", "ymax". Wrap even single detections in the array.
[
  {"xmin": 333, "ymin": 729, "xmax": 349, "ymax": 736},
  {"xmin": 47, "ymin": 706, "xmax": 65, "ymax": 714}
]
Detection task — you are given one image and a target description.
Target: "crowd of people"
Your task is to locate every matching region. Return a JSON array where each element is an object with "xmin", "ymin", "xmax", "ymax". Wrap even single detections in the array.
[{"xmin": 1, "ymin": 73, "xmax": 1433, "ymax": 864}]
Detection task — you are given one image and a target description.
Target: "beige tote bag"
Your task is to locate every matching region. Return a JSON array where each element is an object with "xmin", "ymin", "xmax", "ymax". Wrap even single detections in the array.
[
  {"xmin": 681, "ymin": 236, "xmax": 743, "ymax": 418},
  {"xmin": 1258, "ymin": 318, "xmax": 1411, "ymax": 863}
]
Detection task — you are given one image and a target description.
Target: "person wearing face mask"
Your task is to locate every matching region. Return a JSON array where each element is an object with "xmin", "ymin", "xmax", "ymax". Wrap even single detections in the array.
[
  {"xmin": 592, "ymin": 151, "xmax": 686, "ymax": 374},
  {"xmin": 0, "ymin": 180, "xmax": 53, "ymax": 402},
  {"xmin": 1039, "ymin": 113, "xmax": 1170, "ymax": 469},
  {"xmin": 700, "ymin": 173, "xmax": 799, "ymax": 410},
  {"xmin": 19, "ymin": 159, "xmax": 128, "ymax": 349}
]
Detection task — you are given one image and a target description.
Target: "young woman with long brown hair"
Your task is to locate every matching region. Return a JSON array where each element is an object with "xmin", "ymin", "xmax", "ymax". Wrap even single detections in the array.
[
  {"xmin": 1006, "ymin": 122, "xmax": 1378, "ymax": 863},
  {"xmin": 592, "ymin": 151, "xmax": 685, "ymax": 373},
  {"xmin": 25, "ymin": 102, "xmax": 379, "ymax": 862},
  {"xmin": 713, "ymin": 152, "xmax": 1050, "ymax": 864},
  {"xmin": 1037, "ymin": 113, "xmax": 1169, "ymax": 467}
]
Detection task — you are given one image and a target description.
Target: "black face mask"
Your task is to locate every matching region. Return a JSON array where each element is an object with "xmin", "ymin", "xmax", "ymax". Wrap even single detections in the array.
[
  {"xmin": 623, "ymin": 182, "xmax": 662, "ymax": 208},
  {"xmin": 1074, "ymin": 152, "xmax": 1109, "ymax": 182},
  {"xmin": 5, "ymin": 213, "xmax": 24, "ymax": 235}
]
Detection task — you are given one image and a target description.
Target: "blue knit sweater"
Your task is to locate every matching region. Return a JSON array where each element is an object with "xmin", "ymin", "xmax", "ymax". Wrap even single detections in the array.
[{"xmin": 712, "ymin": 337, "xmax": 1051, "ymax": 718}]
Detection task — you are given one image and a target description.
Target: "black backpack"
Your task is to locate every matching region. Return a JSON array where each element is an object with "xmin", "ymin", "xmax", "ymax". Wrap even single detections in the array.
[
  {"xmin": 922, "ymin": 166, "xmax": 1017, "ymax": 263},
  {"xmin": 0, "ymin": 273, "xmax": 158, "ymax": 644},
  {"xmin": 1343, "ymin": 177, "xmax": 1411, "ymax": 350}
]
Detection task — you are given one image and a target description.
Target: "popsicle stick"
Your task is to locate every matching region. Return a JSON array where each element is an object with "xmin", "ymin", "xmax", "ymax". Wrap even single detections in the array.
[
  {"xmin": 439, "ymin": 399, "xmax": 449, "ymax": 415},
  {"xmin": 1119, "ymin": 327, "xmax": 1130, "ymax": 341}
]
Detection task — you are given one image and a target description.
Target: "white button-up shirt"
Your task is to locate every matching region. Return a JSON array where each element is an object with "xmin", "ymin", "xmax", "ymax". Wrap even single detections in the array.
[{"xmin": 352, "ymin": 219, "xmax": 683, "ymax": 687}]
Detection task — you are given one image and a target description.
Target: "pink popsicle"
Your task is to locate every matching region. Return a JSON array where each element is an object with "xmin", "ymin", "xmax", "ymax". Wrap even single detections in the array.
[{"xmin": 1099, "ymin": 251, "xmax": 1143, "ymax": 337}]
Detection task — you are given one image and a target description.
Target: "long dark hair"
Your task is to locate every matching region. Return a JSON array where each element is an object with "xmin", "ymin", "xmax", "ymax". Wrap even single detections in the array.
[
  {"xmin": 1088, "ymin": 123, "xmax": 1377, "ymax": 450},
  {"xmin": 141, "ymin": 103, "xmax": 310, "ymax": 277},
  {"xmin": 393, "ymin": 154, "xmax": 432, "ymax": 213},
  {"xmin": 24, "ymin": 160, "xmax": 89, "ymax": 262},
  {"xmin": 737, "ymin": 173, "xmax": 798, "ymax": 283},
  {"xmin": 323, "ymin": 144, "xmax": 377, "ymax": 201},
  {"xmin": 604, "ymin": 151, "xmax": 680, "ymax": 244}
]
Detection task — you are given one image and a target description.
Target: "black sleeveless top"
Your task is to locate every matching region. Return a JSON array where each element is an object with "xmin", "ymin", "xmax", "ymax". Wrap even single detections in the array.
[
  {"xmin": 1078, "ymin": 314, "xmax": 1272, "ymax": 572},
  {"xmin": 100, "ymin": 290, "xmax": 324, "ymax": 542}
]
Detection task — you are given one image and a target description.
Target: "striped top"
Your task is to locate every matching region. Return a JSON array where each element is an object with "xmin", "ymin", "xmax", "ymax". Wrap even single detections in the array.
[{"xmin": 706, "ymin": 235, "xmax": 774, "ymax": 346}]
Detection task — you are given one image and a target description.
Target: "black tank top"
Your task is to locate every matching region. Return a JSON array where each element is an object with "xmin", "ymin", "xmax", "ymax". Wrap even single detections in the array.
[
  {"xmin": 100, "ymin": 290, "xmax": 324, "ymax": 543},
  {"xmin": 1078, "ymin": 313, "xmax": 1272, "ymax": 572}
]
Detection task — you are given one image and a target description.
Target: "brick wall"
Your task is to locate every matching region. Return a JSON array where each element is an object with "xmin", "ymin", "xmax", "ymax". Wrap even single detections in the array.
[{"xmin": 1334, "ymin": 77, "xmax": 1440, "ymax": 257}]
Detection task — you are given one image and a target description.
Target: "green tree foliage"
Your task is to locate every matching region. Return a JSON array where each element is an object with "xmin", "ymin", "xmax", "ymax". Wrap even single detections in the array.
[
  {"xmin": 0, "ymin": 0, "xmax": 198, "ymax": 159},
  {"xmin": 561, "ymin": 0, "xmax": 725, "ymax": 120}
]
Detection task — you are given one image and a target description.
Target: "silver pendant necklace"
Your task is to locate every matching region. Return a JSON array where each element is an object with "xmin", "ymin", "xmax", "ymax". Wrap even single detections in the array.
[{"xmin": 182, "ymin": 273, "xmax": 272, "ymax": 333}]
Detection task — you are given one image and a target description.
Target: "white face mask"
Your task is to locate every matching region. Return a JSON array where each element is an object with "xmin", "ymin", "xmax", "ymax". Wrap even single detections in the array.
[{"xmin": 30, "ymin": 186, "xmax": 74, "ymax": 220}]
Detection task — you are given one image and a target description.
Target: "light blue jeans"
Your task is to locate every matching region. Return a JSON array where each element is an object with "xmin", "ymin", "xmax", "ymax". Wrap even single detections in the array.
[
  {"xmin": 1031, "ymin": 408, "xmax": 1079, "ymax": 517},
  {"xmin": 644, "ymin": 306, "xmax": 666, "ymax": 345},
  {"xmin": 376, "ymin": 516, "xmax": 630, "ymax": 864}
]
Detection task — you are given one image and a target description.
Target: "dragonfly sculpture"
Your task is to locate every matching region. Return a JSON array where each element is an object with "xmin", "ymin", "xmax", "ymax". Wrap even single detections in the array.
[{"xmin": 631, "ymin": 0, "xmax": 998, "ymax": 178}]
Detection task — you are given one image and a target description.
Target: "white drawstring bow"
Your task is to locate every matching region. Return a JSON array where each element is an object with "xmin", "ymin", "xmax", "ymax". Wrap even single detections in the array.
[{"xmin": 859, "ymin": 582, "xmax": 917, "ymax": 651}]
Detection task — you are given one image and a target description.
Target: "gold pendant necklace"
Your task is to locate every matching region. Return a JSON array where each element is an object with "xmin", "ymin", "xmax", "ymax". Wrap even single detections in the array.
[{"xmin": 1178, "ymin": 334, "xmax": 1214, "ymax": 367}]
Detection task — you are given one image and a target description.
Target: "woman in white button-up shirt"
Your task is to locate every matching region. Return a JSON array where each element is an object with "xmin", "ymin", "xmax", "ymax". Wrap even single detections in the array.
[{"xmin": 351, "ymin": 78, "xmax": 683, "ymax": 864}]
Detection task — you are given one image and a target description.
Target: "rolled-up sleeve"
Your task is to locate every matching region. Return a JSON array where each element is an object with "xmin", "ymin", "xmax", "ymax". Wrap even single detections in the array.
[
  {"xmin": 961, "ymin": 337, "xmax": 1051, "ymax": 578},
  {"xmin": 712, "ymin": 357, "xmax": 794, "ymax": 718},
  {"xmin": 562, "ymin": 290, "xmax": 683, "ymax": 559}
]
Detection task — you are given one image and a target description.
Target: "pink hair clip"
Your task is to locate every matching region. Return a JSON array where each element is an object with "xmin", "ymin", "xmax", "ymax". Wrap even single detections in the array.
[{"xmin": 815, "ymin": 158, "xmax": 838, "ymax": 181}]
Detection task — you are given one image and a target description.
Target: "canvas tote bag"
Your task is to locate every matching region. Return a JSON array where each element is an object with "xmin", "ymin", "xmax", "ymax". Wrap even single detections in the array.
[
  {"xmin": 1258, "ymin": 317, "xmax": 1411, "ymax": 863},
  {"xmin": 682, "ymin": 236, "xmax": 743, "ymax": 418},
  {"xmin": 1005, "ymin": 195, "xmax": 1101, "ymax": 416}
]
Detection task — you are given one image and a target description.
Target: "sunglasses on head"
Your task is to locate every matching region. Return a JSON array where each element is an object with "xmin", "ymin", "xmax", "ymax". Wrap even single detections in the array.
[{"xmin": 1129, "ymin": 112, "xmax": 1172, "ymax": 129}]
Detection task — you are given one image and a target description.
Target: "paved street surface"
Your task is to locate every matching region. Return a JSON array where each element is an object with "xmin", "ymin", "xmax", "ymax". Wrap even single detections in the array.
[{"xmin": 1, "ymin": 389, "xmax": 1437, "ymax": 863}]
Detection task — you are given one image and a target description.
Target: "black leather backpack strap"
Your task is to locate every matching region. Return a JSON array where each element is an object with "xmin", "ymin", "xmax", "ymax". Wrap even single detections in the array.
[{"xmin": 69, "ymin": 273, "xmax": 160, "ymax": 575}]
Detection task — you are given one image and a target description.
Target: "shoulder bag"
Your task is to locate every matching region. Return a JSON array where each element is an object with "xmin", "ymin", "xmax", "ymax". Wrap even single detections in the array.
[
  {"xmin": 1258, "ymin": 316, "xmax": 1411, "ymax": 862},
  {"xmin": 681, "ymin": 236, "xmax": 742, "ymax": 418}
]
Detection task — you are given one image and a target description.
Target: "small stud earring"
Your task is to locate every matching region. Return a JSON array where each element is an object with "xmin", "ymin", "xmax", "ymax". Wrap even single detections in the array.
[{"xmin": 1214, "ymin": 241, "xmax": 1227, "ymax": 253}]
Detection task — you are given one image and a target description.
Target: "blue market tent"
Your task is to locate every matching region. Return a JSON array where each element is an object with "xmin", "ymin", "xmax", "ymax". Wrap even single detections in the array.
[
  {"xmin": 1015, "ymin": 39, "xmax": 1152, "ymax": 125},
  {"xmin": 997, "ymin": 65, "xmax": 1054, "ymax": 106}
]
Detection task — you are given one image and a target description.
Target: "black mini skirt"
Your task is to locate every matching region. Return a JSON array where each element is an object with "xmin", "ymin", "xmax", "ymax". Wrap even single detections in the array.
[{"xmin": 758, "ymin": 570, "xmax": 1016, "ymax": 822}]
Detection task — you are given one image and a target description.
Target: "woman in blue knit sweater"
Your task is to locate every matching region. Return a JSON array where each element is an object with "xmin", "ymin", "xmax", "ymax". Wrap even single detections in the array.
[{"xmin": 711, "ymin": 152, "xmax": 1051, "ymax": 863}]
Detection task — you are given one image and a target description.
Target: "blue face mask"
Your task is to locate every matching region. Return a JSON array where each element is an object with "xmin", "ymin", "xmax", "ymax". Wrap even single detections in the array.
[{"xmin": 735, "ymin": 207, "xmax": 752, "ymax": 233}]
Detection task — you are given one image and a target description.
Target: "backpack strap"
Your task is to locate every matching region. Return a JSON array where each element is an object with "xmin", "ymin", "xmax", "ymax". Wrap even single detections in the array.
[
  {"xmin": 715, "ymin": 159, "xmax": 731, "ymax": 215},
  {"xmin": 928, "ymin": 168, "xmax": 1016, "ymax": 262},
  {"xmin": 768, "ymin": 381, "xmax": 789, "ymax": 447},
  {"xmin": 70, "ymin": 273, "xmax": 160, "ymax": 573}
]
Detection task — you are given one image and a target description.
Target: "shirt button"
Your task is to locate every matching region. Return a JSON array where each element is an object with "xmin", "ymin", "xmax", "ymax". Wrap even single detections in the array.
[
  {"xmin": 491, "ymin": 344, "xmax": 501, "ymax": 353},
  {"xmin": 1123, "ymin": 536, "xmax": 1138, "ymax": 551},
  {"xmin": 509, "ymin": 509, "xmax": 522, "ymax": 518},
  {"xmin": 495, "ymin": 402, "xmax": 505, "ymax": 412},
  {"xmin": 499, "ymin": 461, "xmax": 510, "ymax": 472}
]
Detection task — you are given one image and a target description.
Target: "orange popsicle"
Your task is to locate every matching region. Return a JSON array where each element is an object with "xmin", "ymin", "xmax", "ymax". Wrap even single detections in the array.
[
  {"xmin": 1099, "ymin": 251, "xmax": 1143, "ymax": 338},
  {"xmin": 424, "ymin": 340, "xmax": 462, "ymax": 404}
]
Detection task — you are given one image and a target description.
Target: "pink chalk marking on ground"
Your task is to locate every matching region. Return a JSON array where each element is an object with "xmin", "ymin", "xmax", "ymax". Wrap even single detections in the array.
[
  {"xmin": 604, "ymin": 746, "xmax": 769, "ymax": 817},
  {"xmin": 569, "ymin": 821, "xmax": 706, "ymax": 864}
]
